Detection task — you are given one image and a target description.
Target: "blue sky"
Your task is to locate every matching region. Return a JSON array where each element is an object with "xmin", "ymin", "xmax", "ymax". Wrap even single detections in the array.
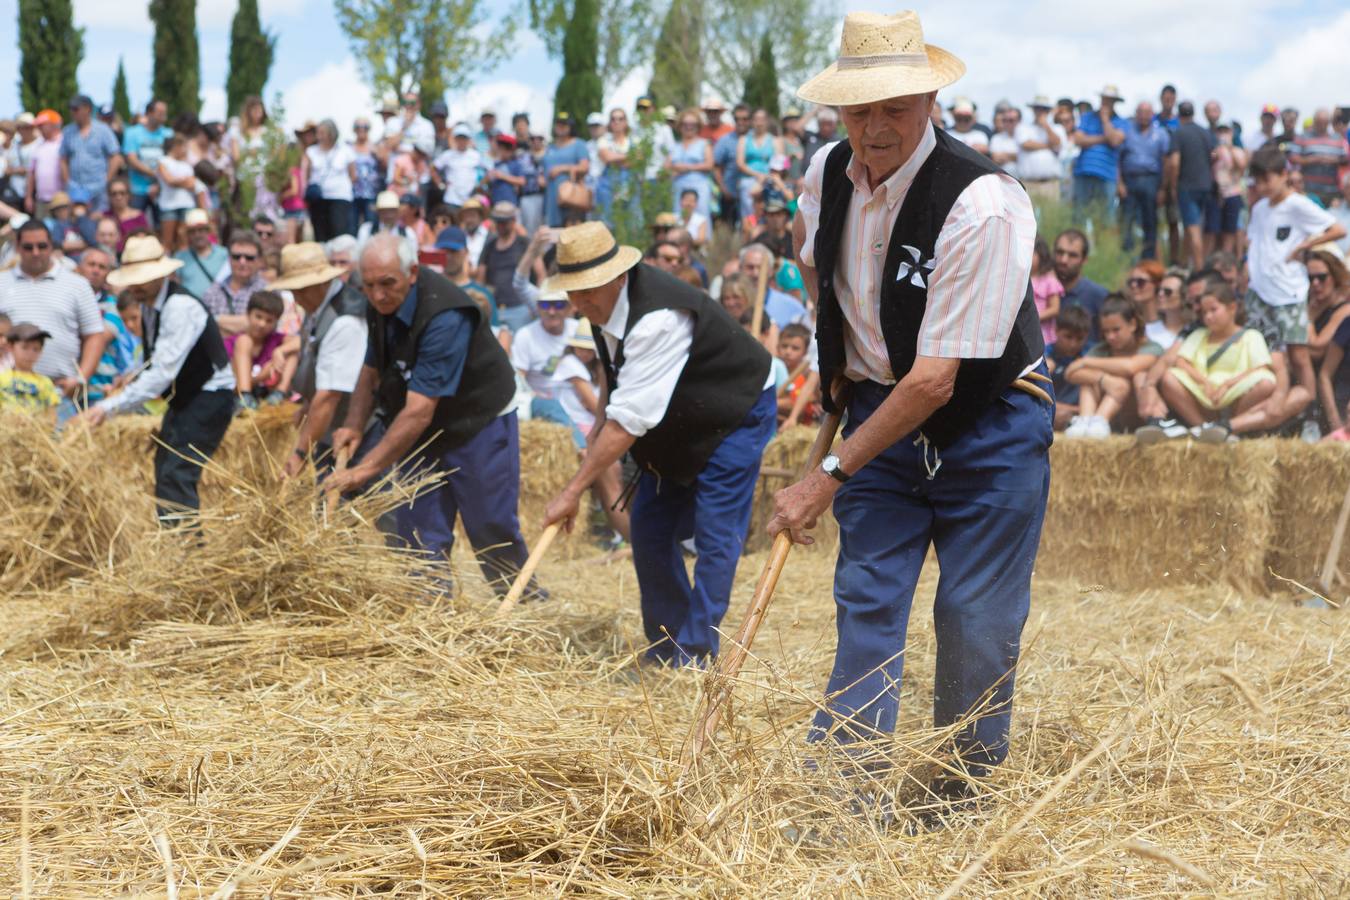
[{"xmin": 3, "ymin": 1, "xmax": 1349, "ymax": 141}]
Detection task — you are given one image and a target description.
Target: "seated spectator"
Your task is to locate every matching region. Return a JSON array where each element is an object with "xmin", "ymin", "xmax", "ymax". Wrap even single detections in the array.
[
  {"xmin": 739, "ymin": 243, "xmax": 806, "ymax": 328},
  {"xmin": 752, "ymin": 201, "xmax": 794, "ymax": 262},
  {"xmin": 204, "ymin": 231, "xmax": 268, "ymax": 335},
  {"xmin": 459, "ymin": 198, "xmax": 491, "ymax": 266},
  {"xmin": 1064, "ymin": 294, "xmax": 1163, "ymax": 437},
  {"xmin": 719, "ymin": 272, "xmax": 778, "ymax": 353},
  {"xmin": 226, "ymin": 290, "xmax": 294, "ymax": 408},
  {"xmin": 356, "ymin": 192, "xmax": 410, "ymax": 247},
  {"xmin": 676, "ymin": 188, "xmax": 709, "ymax": 248},
  {"xmin": 324, "ymin": 234, "xmax": 358, "ymax": 282},
  {"xmin": 1146, "ymin": 268, "xmax": 1190, "ymax": 350},
  {"xmin": 173, "ymin": 209, "xmax": 228, "ymax": 299},
  {"xmin": 1158, "ymin": 281, "xmax": 1277, "ymax": 442},
  {"xmin": 427, "ymin": 204, "xmax": 456, "ymax": 240},
  {"xmin": 509, "ymin": 289, "xmax": 578, "ymax": 426},
  {"xmin": 1307, "ymin": 247, "xmax": 1350, "ymax": 363},
  {"xmin": 1125, "ymin": 259, "xmax": 1165, "ymax": 327},
  {"xmin": 646, "ymin": 240, "xmax": 683, "ymax": 275},
  {"xmin": 1031, "ymin": 237, "xmax": 1063, "ymax": 347},
  {"xmin": 1047, "ymin": 305, "xmax": 1091, "ymax": 431},
  {"xmin": 0, "ymin": 323, "xmax": 62, "ymax": 421},
  {"xmin": 552, "ymin": 320, "xmax": 600, "ymax": 446},
  {"xmin": 776, "ymin": 322, "xmax": 818, "ymax": 427},
  {"xmin": 1054, "ymin": 228, "xmax": 1108, "ymax": 342},
  {"xmin": 776, "ymin": 260, "xmax": 806, "ymax": 307},
  {"xmin": 664, "ymin": 226, "xmax": 707, "ymax": 287},
  {"xmin": 43, "ymin": 191, "xmax": 74, "ymax": 248}
]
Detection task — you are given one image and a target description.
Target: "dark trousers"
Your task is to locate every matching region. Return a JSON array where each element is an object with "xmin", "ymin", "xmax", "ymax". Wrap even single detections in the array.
[
  {"xmin": 810, "ymin": 371, "xmax": 1053, "ymax": 777},
  {"xmin": 1122, "ymin": 172, "xmax": 1161, "ymax": 258},
  {"xmin": 153, "ymin": 390, "xmax": 234, "ymax": 525},
  {"xmin": 391, "ymin": 411, "xmax": 535, "ymax": 596},
  {"xmin": 307, "ymin": 197, "xmax": 355, "ymax": 243},
  {"xmin": 630, "ymin": 388, "xmax": 777, "ymax": 665}
]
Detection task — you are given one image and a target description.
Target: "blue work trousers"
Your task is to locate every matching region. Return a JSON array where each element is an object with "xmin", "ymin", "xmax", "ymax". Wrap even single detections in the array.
[
  {"xmin": 630, "ymin": 388, "xmax": 776, "ymax": 665},
  {"xmin": 1121, "ymin": 172, "xmax": 1160, "ymax": 258},
  {"xmin": 810, "ymin": 371, "xmax": 1053, "ymax": 777}
]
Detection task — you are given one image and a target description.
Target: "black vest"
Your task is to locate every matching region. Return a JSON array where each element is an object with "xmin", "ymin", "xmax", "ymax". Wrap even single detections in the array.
[
  {"xmin": 145, "ymin": 286, "xmax": 230, "ymax": 411},
  {"xmin": 368, "ymin": 269, "xmax": 514, "ymax": 457},
  {"xmin": 593, "ymin": 264, "xmax": 770, "ymax": 485},
  {"xmin": 813, "ymin": 129, "xmax": 1044, "ymax": 447},
  {"xmin": 293, "ymin": 281, "xmax": 366, "ymax": 437}
]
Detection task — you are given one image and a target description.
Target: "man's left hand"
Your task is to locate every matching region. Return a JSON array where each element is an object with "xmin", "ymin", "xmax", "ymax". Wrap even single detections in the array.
[
  {"xmin": 324, "ymin": 462, "xmax": 375, "ymax": 497},
  {"xmin": 543, "ymin": 488, "xmax": 582, "ymax": 533},
  {"xmin": 767, "ymin": 470, "xmax": 839, "ymax": 545},
  {"xmin": 77, "ymin": 406, "xmax": 108, "ymax": 429}
]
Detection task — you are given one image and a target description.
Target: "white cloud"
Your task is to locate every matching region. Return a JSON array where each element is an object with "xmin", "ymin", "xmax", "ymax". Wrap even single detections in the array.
[
  {"xmin": 277, "ymin": 56, "xmax": 378, "ymax": 139},
  {"xmin": 74, "ymin": 0, "xmax": 310, "ymax": 34},
  {"xmin": 1239, "ymin": 10, "xmax": 1350, "ymax": 123},
  {"xmin": 200, "ymin": 86, "xmax": 228, "ymax": 122}
]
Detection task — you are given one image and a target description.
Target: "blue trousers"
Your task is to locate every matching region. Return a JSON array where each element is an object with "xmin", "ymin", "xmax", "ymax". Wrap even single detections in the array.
[
  {"xmin": 391, "ymin": 411, "xmax": 536, "ymax": 597},
  {"xmin": 631, "ymin": 388, "xmax": 776, "ymax": 665},
  {"xmin": 810, "ymin": 372, "xmax": 1053, "ymax": 777},
  {"xmin": 1121, "ymin": 172, "xmax": 1160, "ymax": 258}
]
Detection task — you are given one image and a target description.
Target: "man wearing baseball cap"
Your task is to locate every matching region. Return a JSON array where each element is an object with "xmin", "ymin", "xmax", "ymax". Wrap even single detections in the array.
[
  {"xmin": 1071, "ymin": 84, "xmax": 1128, "ymax": 226},
  {"xmin": 435, "ymin": 123, "xmax": 482, "ymax": 211},
  {"xmin": 28, "ymin": 111, "xmax": 64, "ymax": 217},
  {"xmin": 60, "ymin": 94, "xmax": 122, "ymax": 214},
  {"xmin": 79, "ymin": 235, "xmax": 235, "ymax": 525},
  {"xmin": 1257, "ymin": 104, "xmax": 1281, "ymax": 148},
  {"xmin": 4, "ymin": 113, "xmax": 39, "ymax": 211}
]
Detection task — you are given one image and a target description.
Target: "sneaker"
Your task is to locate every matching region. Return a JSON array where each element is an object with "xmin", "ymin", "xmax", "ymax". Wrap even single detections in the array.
[
  {"xmin": 235, "ymin": 393, "xmax": 259, "ymax": 414},
  {"xmin": 1085, "ymin": 416, "xmax": 1112, "ymax": 439},
  {"xmin": 1136, "ymin": 417, "xmax": 1188, "ymax": 445},
  {"xmin": 1301, "ymin": 419, "xmax": 1323, "ymax": 443},
  {"xmin": 1193, "ymin": 422, "xmax": 1230, "ymax": 444},
  {"xmin": 1064, "ymin": 415, "xmax": 1089, "ymax": 437}
]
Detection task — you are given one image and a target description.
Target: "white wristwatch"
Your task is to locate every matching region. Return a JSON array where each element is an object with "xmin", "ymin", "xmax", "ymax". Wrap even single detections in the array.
[{"xmin": 821, "ymin": 454, "xmax": 850, "ymax": 484}]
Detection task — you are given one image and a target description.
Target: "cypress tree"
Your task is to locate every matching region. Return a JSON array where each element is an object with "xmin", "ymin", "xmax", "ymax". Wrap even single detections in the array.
[
  {"xmin": 111, "ymin": 57, "xmax": 132, "ymax": 123},
  {"xmin": 553, "ymin": 0, "xmax": 603, "ymax": 126},
  {"xmin": 17, "ymin": 0, "xmax": 85, "ymax": 112},
  {"xmin": 647, "ymin": 0, "xmax": 701, "ymax": 112},
  {"xmin": 742, "ymin": 33, "xmax": 780, "ymax": 119},
  {"xmin": 418, "ymin": 25, "xmax": 446, "ymax": 118},
  {"xmin": 149, "ymin": 0, "xmax": 201, "ymax": 116},
  {"xmin": 226, "ymin": 0, "xmax": 275, "ymax": 118}
]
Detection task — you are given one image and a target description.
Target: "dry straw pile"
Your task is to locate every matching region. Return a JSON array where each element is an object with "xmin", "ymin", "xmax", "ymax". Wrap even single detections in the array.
[{"xmin": 1, "ymin": 412, "xmax": 1347, "ymax": 895}]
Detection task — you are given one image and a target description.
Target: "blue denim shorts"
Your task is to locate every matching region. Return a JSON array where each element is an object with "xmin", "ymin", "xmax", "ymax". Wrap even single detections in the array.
[{"xmin": 1177, "ymin": 189, "xmax": 1210, "ymax": 227}]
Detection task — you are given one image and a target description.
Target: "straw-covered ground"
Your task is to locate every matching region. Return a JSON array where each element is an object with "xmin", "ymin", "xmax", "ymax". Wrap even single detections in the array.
[{"xmin": 1, "ymin": 410, "xmax": 1347, "ymax": 897}]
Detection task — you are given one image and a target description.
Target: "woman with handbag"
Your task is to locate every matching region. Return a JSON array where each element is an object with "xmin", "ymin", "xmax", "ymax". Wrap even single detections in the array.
[
  {"xmin": 300, "ymin": 120, "xmax": 357, "ymax": 243},
  {"xmin": 668, "ymin": 109, "xmax": 714, "ymax": 221},
  {"xmin": 542, "ymin": 113, "xmax": 590, "ymax": 228}
]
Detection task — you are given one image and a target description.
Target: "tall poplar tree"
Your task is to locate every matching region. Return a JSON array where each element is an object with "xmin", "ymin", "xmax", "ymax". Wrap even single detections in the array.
[
  {"xmin": 554, "ymin": 0, "xmax": 603, "ymax": 124},
  {"xmin": 17, "ymin": 0, "xmax": 84, "ymax": 112},
  {"xmin": 149, "ymin": 0, "xmax": 202, "ymax": 115},
  {"xmin": 111, "ymin": 57, "xmax": 132, "ymax": 122},
  {"xmin": 647, "ymin": 0, "xmax": 701, "ymax": 111},
  {"xmin": 226, "ymin": 0, "xmax": 275, "ymax": 118},
  {"xmin": 742, "ymin": 33, "xmax": 780, "ymax": 119}
]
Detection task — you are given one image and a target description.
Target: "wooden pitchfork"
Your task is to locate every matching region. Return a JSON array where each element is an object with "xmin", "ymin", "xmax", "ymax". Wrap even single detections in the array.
[{"xmin": 681, "ymin": 386, "xmax": 848, "ymax": 772}]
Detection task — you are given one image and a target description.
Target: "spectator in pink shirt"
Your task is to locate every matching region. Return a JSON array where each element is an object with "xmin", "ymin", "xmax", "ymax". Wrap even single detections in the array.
[{"xmin": 27, "ymin": 110, "xmax": 64, "ymax": 217}]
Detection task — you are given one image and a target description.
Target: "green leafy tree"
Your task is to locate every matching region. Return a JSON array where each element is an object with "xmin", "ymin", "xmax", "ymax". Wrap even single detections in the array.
[
  {"xmin": 527, "ymin": 0, "xmax": 657, "ymax": 92},
  {"xmin": 647, "ymin": 0, "xmax": 701, "ymax": 112},
  {"xmin": 111, "ymin": 57, "xmax": 132, "ymax": 123},
  {"xmin": 149, "ymin": 0, "xmax": 201, "ymax": 115},
  {"xmin": 701, "ymin": 0, "xmax": 836, "ymax": 112},
  {"xmin": 333, "ymin": 0, "xmax": 515, "ymax": 107},
  {"xmin": 554, "ymin": 0, "xmax": 603, "ymax": 125},
  {"xmin": 17, "ymin": 0, "xmax": 84, "ymax": 112},
  {"xmin": 742, "ymin": 33, "xmax": 779, "ymax": 119},
  {"xmin": 226, "ymin": 0, "xmax": 276, "ymax": 118}
]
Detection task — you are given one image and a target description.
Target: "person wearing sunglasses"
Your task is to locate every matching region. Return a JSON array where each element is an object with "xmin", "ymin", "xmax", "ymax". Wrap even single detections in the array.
[
  {"xmin": 202, "ymin": 231, "xmax": 268, "ymax": 335},
  {"xmin": 349, "ymin": 118, "xmax": 382, "ymax": 231}
]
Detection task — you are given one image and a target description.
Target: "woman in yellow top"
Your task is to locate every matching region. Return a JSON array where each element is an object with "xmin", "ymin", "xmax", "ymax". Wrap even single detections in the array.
[{"xmin": 1158, "ymin": 281, "xmax": 1276, "ymax": 442}]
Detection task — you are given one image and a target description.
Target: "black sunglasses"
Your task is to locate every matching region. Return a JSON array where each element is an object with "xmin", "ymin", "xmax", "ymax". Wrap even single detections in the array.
[
  {"xmin": 1159, "ymin": 287, "xmax": 1177, "ymax": 297},
  {"xmin": 20, "ymin": 242, "xmax": 50, "ymax": 251},
  {"xmin": 1310, "ymin": 272, "xmax": 1330, "ymax": 284},
  {"xmin": 537, "ymin": 300, "xmax": 569, "ymax": 311},
  {"xmin": 231, "ymin": 252, "xmax": 258, "ymax": 261},
  {"xmin": 254, "ymin": 229, "xmax": 274, "ymax": 237},
  {"xmin": 1126, "ymin": 277, "xmax": 1149, "ymax": 287}
]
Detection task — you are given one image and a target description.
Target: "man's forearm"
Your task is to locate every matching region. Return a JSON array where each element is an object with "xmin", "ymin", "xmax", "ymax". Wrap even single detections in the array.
[
  {"xmin": 564, "ymin": 419, "xmax": 636, "ymax": 498},
  {"xmin": 341, "ymin": 366, "xmax": 379, "ymax": 432},
  {"xmin": 357, "ymin": 402, "xmax": 434, "ymax": 474},
  {"xmin": 215, "ymin": 314, "xmax": 249, "ymax": 335},
  {"xmin": 77, "ymin": 333, "xmax": 108, "ymax": 381},
  {"xmin": 296, "ymin": 390, "xmax": 343, "ymax": 454},
  {"xmin": 833, "ymin": 359, "xmax": 957, "ymax": 476}
]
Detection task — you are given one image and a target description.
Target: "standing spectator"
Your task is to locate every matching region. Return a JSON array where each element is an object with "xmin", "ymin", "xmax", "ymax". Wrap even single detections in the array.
[
  {"xmin": 427, "ymin": 101, "xmax": 449, "ymax": 155},
  {"xmin": 475, "ymin": 202, "xmax": 530, "ymax": 332},
  {"xmin": 517, "ymin": 127, "xmax": 545, "ymax": 236},
  {"xmin": 349, "ymin": 117, "xmax": 383, "ymax": 230},
  {"xmin": 1053, "ymin": 228, "xmax": 1108, "ymax": 342},
  {"xmin": 1209, "ymin": 123, "xmax": 1248, "ymax": 256},
  {"xmin": 801, "ymin": 106, "xmax": 839, "ymax": 170},
  {"xmin": 1169, "ymin": 101, "xmax": 1217, "ymax": 272},
  {"xmin": 59, "ymin": 96, "xmax": 122, "ymax": 213},
  {"xmin": 203, "ymin": 231, "xmax": 269, "ymax": 335},
  {"xmin": 510, "ymin": 112, "xmax": 531, "ymax": 147},
  {"xmin": 735, "ymin": 109, "xmax": 780, "ymax": 222},
  {"xmin": 1278, "ymin": 107, "xmax": 1300, "ymax": 150},
  {"xmin": 173, "ymin": 209, "xmax": 229, "ymax": 299},
  {"xmin": 122, "ymin": 99, "xmax": 172, "ymax": 223},
  {"xmin": 485, "ymin": 134, "xmax": 526, "ymax": 206},
  {"xmin": 751, "ymin": 201, "xmax": 793, "ymax": 262},
  {"xmin": 434, "ymin": 124, "xmax": 482, "ymax": 212},
  {"xmin": 302, "ymin": 120, "xmax": 357, "ymax": 243},
  {"xmin": 103, "ymin": 177, "xmax": 150, "ymax": 252},
  {"xmin": 947, "ymin": 99, "xmax": 989, "ymax": 154},
  {"xmin": 1154, "ymin": 85, "xmax": 1179, "ymax": 130},
  {"xmin": 585, "ymin": 112, "xmax": 606, "ymax": 196},
  {"xmin": 398, "ymin": 92, "xmax": 435, "ymax": 152},
  {"xmin": 596, "ymin": 108, "xmax": 634, "ymax": 227},
  {"xmin": 668, "ymin": 109, "xmax": 713, "ymax": 220},
  {"xmin": 1292, "ymin": 109, "xmax": 1349, "ymax": 208},
  {"xmin": 988, "ymin": 110, "xmax": 1020, "ymax": 176},
  {"xmin": 713, "ymin": 104, "xmax": 750, "ymax": 227},
  {"xmin": 541, "ymin": 113, "xmax": 589, "ymax": 228},
  {"xmin": 1119, "ymin": 101, "xmax": 1170, "ymax": 260},
  {"xmin": 700, "ymin": 96, "xmax": 732, "ymax": 143},
  {"xmin": 1016, "ymin": 97, "xmax": 1063, "ymax": 202},
  {"xmin": 4, "ymin": 114, "xmax": 39, "ymax": 211},
  {"xmin": 155, "ymin": 135, "xmax": 197, "ymax": 252},
  {"xmin": 676, "ymin": 189, "xmax": 709, "ymax": 248},
  {"xmin": 1030, "ymin": 237, "xmax": 1063, "ymax": 347},
  {"xmin": 474, "ymin": 109, "xmax": 499, "ymax": 157},
  {"xmin": 1072, "ymin": 85, "xmax": 1128, "ymax": 223},
  {"xmin": 1053, "ymin": 102, "xmax": 1079, "ymax": 200},
  {"xmin": 27, "ymin": 110, "xmax": 64, "ymax": 217},
  {"xmin": 356, "ymin": 191, "xmax": 408, "ymax": 247},
  {"xmin": 0, "ymin": 220, "xmax": 105, "ymax": 421},
  {"xmin": 1330, "ymin": 173, "xmax": 1350, "ymax": 256},
  {"xmin": 1256, "ymin": 104, "xmax": 1280, "ymax": 148}
]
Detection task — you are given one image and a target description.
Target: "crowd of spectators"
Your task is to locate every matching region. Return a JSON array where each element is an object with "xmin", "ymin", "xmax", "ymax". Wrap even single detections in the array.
[{"xmin": 0, "ymin": 84, "xmax": 1347, "ymax": 448}]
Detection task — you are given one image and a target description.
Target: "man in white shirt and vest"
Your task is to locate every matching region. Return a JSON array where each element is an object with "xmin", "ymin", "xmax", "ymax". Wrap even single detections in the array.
[
  {"xmin": 540, "ymin": 222, "xmax": 776, "ymax": 667},
  {"xmin": 78, "ymin": 235, "xmax": 236, "ymax": 525},
  {"xmin": 768, "ymin": 11, "xmax": 1053, "ymax": 826}
]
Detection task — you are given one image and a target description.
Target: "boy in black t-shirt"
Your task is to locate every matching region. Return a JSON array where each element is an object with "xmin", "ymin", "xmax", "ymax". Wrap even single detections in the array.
[{"xmin": 1047, "ymin": 305, "xmax": 1090, "ymax": 431}]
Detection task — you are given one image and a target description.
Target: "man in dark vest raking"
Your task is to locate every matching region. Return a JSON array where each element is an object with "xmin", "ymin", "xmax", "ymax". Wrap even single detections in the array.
[
  {"xmin": 79, "ymin": 234, "xmax": 236, "ymax": 525},
  {"xmin": 769, "ymin": 10, "xmax": 1052, "ymax": 826},
  {"xmin": 268, "ymin": 242, "xmax": 369, "ymax": 479},
  {"xmin": 540, "ymin": 221, "xmax": 775, "ymax": 666},
  {"xmin": 326, "ymin": 234, "xmax": 541, "ymax": 598}
]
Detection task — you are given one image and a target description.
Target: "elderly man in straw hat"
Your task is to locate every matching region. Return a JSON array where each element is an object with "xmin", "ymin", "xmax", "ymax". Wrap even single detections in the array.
[
  {"xmin": 540, "ymin": 221, "xmax": 775, "ymax": 667},
  {"xmin": 269, "ymin": 242, "xmax": 368, "ymax": 480},
  {"xmin": 768, "ymin": 10, "xmax": 1051, "ymax": 823},
  {"xmin": 324, "ymin": 234, "xmax": 543, "ymax": 599},
  {"xmin": 78, "ymin": 234, "xmax": 235, "ymax": 524}
]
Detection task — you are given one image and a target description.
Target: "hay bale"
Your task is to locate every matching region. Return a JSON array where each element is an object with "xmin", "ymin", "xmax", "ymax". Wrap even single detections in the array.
[
  {"xmin": 1268, "ymin": 442, "xmax": 1350, "ymax": 591},
  {"xmin": 516, "ymin": 418, "xmax": 591, "ymax": 558},
  {"xmin": 747, "ymin": 425, "xmax": 839, "ymax": 553}
]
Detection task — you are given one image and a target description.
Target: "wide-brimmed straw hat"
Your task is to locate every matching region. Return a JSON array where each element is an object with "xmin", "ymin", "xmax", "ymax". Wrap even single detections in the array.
[
  {"xmin": 543, "ymin": 222, "xmax": 642, "ymax": 293},
  {"xmin": 269, "ymin": 242, "xmax": 346, "ymax": 291},
  {"xmin": 566, "ymin": 317, "xmax": 595, "ymax": 351},
  {"xmin": 106, "ymin": 235, "xmax": 183, "ymax": 289},
  {"xmin": 796, "ymin": 11, "xmax": 964, "ymax": 107}
]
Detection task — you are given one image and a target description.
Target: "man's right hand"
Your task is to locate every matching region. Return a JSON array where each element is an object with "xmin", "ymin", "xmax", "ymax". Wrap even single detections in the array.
[{"xmin": 331, "ymin": 427, "xmax": 361, "ymax": 459}]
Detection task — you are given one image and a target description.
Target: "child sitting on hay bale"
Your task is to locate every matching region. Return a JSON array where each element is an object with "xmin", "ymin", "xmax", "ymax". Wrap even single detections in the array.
[
  {"xmin": 1047, "ymin": 305, "xmax": 1091, "ymax": 432},
  {"xmin": 1063, "ymin": 295, "xmax": 1163, "ymax": 438},
  {"xmin": 776, "ymin": 323, "xmax": 819, "ymax": 428}
]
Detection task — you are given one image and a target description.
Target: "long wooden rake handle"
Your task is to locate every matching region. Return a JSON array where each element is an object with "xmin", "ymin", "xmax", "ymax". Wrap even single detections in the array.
[
  {"xmin": 497, "ymin": 523, "xmax": 560, "ymax": 614},
  {"xmin": 681, "ymin": 395, "xmax": 847, "ymax": 771}
]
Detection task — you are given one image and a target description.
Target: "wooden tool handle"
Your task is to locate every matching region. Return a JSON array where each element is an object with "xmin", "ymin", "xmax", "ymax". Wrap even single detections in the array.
[
  {"xmin": 497, "ymin": 523, "xmax": 560, "ymax": 614},
  {"xmin": 324, "ymin": 446, "xmax": 351, "ymax": 518}
]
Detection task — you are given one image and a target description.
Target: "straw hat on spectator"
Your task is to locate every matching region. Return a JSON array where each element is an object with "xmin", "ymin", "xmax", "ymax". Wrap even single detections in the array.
[
  {"xmin": 796, "ymin": 11, "xmax": 964, "ymax": 106},
  {"xmin": 107, "ymin": 235, "xmax": 183, "ymax": 289},
  {"xmin": 374, "ymin": 191, "xmax": 399, "ymax": 211},
  {"xmin": 184, "ymin": 209, "xmax": 211, "ymax": 229},
  {"xmin": 269, "ymin": 242, "xmax": 346, "ymax": 291},
  {"xmin": 543, "ymin": 222, "xmax": 641, "ymax": 293},
  {"xmin": 566, "ymin": 317, "xmax": 596, "ymax": 351}
]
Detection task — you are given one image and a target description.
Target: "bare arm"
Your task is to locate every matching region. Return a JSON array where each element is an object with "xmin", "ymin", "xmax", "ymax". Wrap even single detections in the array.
[
  {"xmin": 542, "ymin": 419, "xmax": 637, "ymax": 531},
  {"xmin": 1101, "ymin": 109, "xmax": 1126, "ymax": 147},
  {"xmin": 1039, "ymin": 292, "xmax": 1060, "ymax": 322},
  {"xmin": 231, "ymin": 334, "xmax": 256, "ymax": 393},
  {"xmin": 215, "ymin": 313, "xmax": 250, "ymax": 335},
  {"xmin": 1320, "ymin": 343, "xmax": 1345, "ymax": 431},
  {"xmin": 344, "ymin": 388, "xmax": 437, "ymax": 482},
  {"xmin": 293, "ymin": 389, "xmax": 345, "ymax": 457}
]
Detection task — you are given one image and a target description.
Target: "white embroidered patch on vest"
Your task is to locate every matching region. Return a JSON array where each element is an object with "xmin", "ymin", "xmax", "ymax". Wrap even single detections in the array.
[{"xmin": 895, "ymin": 244, "xmax": 936, "ymax": 289}]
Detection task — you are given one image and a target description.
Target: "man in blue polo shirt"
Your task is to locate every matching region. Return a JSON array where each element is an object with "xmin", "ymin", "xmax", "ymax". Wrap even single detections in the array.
[
  {"xmin": 713, "ymin": 104, "xmax": 750, "ymax": 227},
  {"xmin": 1119, "ymin": 101, "xmax": 1171, "ymax": 260},
  {"xmin": 1072, "ymin": 85, "xmax": 1127, "ymax": 226}
]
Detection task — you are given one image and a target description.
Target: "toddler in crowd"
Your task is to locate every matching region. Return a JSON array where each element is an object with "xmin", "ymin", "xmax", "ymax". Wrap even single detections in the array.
[
  {"xmin": 1047, "ymin": 305, "xmax": 1091, "ymax": 431},
  {"xmin": 776, "ymin": 323, "xmax": 819, "ymax": 427},
  {"xmin": 1031, "ymin": 237, "xmax": 1063, "ymax": 347},
  {"xmin": 0, "ymin": 323, "xmax": 62, "ymax": 422},
  {"xmin": 1158, "ymin": 281, "xmax": 1276, "ymax": 443},
  {"xmin": 227, "ymin": 291, "xmax": 295, "ymax": 410},
  {"xmin": 1064, "ymin": 295, "xmax": 1163, "ymax": 438}
]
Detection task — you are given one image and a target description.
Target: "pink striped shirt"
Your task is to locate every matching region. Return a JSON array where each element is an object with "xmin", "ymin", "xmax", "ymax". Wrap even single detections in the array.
[{"xmin": 798, "ymin": 124, "xmax": 1036, "ymax": 383}]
